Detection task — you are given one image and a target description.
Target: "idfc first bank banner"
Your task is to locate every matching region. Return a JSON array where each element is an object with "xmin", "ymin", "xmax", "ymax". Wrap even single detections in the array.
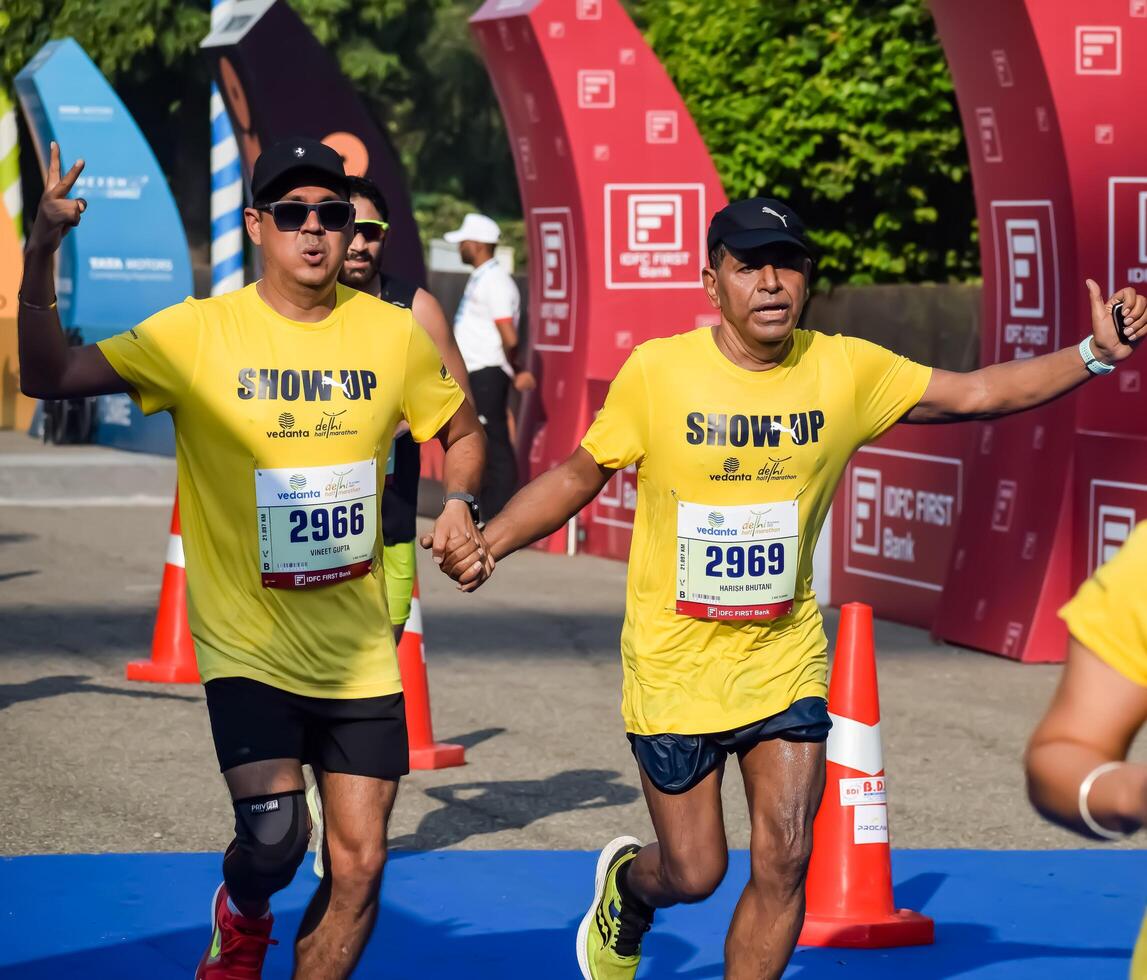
[
  {"xmin": 471, "ymin": 0, "xmax": 728, "ymax": 557},
  {"xmin": 15, "ymin": 39, "xmax": 193, "ymax": 454},
  {"xmin": 931, "ymin": 1, "xmax": 1147, "ymax": 661}
]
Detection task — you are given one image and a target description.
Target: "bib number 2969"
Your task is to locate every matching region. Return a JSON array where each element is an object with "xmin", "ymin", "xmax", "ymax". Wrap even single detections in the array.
[
  {"xmin": 703, "ymin": 542, "xmax": 785, "ymax": 579},
  {"xmin": 288, "ymin": 502, "xmax": 366, "ymax": 543},
  {"xmin": 676, "ymin": 499, "xmax": 798, "ymax": 620}
]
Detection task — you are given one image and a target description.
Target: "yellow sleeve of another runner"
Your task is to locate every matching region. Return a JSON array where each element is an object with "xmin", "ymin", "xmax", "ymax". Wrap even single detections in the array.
[
  {"xmin": 402, "ymin": 318, "xmax": 465, "ymax": 443},
  {"xmin": 581, "ymin": 348, "xmax": 650, "ymax": 470},
  {"xmin": 1060, "ymin": 522, "xmax": 1147, "ymax": 688},
  {"xmin": 840, "ymin": 335, "xmax": 932, "ymax": 444},
  {"xmin": 96, "ymin": 299, "xmax": 202, "ymax": 416}
]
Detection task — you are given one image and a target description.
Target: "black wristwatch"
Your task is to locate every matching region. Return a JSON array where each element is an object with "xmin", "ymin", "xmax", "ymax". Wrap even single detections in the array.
[{"xmin": 444, "ymin": 492, "xmax": 481, "ymax": 526}]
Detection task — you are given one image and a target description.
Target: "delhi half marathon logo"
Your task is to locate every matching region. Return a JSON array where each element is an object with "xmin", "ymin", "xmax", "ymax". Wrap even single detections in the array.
[
  {"xmin": 708, "ymin": 511, "xmax": 725, "ymax": 528},
  {"xmin": 289, "ymin": 475, "xmax": 307, "ymax": 491},
  {"xmin": 315, "ymin": 410, "xmax": 358, "ymax": 439},
  {"xmin": 279, "ymin": 413, "xmax": 295, "ymax": 430}
]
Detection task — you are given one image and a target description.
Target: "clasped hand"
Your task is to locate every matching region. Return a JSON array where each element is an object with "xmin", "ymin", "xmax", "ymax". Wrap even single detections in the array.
[{"xmin": 419, "ymin": 502, "xmax": 495, "ymax": 593}]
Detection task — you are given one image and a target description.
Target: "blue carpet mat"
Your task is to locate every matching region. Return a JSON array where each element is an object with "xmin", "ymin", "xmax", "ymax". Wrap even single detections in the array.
[{"xmin": 0, "ymin": 849, "xmax": 1142, "ymax": 978}]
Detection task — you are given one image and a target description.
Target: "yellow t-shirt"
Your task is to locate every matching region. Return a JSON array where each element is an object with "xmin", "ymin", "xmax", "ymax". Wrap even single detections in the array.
[
  {"xmin": 97, "ymin": 283, "xmax": 464, "ymax": 698},
  {"xmin": 1060, "ymin": 522, "xmax": 1147, "ymax": 979},
  {"xmin": 581, "ymin": 327, "xmax": 931, "ymax": 735},
  {"xmin": 1061, "ymin": 522, "xmax": 1147, "ymax": 689}
]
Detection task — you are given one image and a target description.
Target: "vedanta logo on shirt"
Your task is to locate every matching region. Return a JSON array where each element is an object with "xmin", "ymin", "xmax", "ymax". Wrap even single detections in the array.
[
  {"xmin": 685, "ymin": 411, "xmax": 825, "ymax": 448},
  {"xmin": 237, "ymin": 368, "xmax": 378, "ymax": 401}
]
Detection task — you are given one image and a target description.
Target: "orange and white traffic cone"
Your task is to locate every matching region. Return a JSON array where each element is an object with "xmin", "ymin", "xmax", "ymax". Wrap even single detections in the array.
[
  {"xmin": 798, "ymin": 602, "xmax": 933, "ymax": 948},
  {"xmin": 398, "ymin": 573, "xmax": 465, "ymax": 770},
  {"xmin": 125, "ymin": 491, "xmax": 198, "ymax": 684}
]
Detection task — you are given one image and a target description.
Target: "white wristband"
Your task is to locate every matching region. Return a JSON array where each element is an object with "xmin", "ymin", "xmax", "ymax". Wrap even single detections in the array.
[
  {"xmin": 1078, "ymin": 762, "xmax": 1131, "ymax": 840},
  {"xmin": 1079, "ymin": 336, "xmax": 1115, "ymax": 375}
]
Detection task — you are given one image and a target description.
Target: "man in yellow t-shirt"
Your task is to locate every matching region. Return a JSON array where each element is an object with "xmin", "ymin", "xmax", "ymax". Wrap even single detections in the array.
[
  {"xmin": 16, "ymin": 138, "xmax": 489, "ymax": 979},
  {"xmin": 1027, "ymin": 524, "xmax": 1147, "ymax": 979},
  {"xmin": 439, "ymin": 198, "xmax": 1147, "ymax": 980}
]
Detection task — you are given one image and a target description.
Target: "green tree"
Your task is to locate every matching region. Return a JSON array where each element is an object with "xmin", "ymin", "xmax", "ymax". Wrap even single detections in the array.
[{"xmin": 632, "ymin": 0, "xmax": 977, "ymax": 285}]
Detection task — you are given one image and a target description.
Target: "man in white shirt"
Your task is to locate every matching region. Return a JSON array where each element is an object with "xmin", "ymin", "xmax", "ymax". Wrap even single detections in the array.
[{"xmin": 445, "ymin": 212, "xmax": 522, "ymax": 518}]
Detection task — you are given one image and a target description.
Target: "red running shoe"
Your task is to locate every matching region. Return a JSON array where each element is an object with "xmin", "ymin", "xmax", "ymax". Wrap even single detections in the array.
[{"xmin": 194, "ymin": 883, "xmax": 277, "ymax": 979}]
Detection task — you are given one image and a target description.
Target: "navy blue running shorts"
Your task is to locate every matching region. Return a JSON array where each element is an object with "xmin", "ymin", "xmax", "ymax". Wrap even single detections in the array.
[{"xmin": 628, "ymin": 696, "xmax": 832, "ymax": 795}]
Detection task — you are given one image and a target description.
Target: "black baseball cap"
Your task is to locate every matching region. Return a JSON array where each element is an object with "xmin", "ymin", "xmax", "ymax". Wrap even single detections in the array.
[
  {"xmin": 251, "ymin": 138, "xmax": 349, "ymax": 205},
  {"xmin": 706, "ymin": 197, "xmax": 814, "ymax": 260}
]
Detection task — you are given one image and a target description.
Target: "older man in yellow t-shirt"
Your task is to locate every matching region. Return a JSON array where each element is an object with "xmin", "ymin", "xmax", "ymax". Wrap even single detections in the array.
[
  {"xmin": 436, "ymin": 196, "xmax": 1147, "ymax": 980},
  {"xmin": 1028, "ymin": 523, "xmax": 1147, "ymax": 979}
]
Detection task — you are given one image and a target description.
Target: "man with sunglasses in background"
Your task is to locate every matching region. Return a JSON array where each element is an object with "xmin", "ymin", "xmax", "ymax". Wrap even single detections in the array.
[
  {"xmin": 16, "ymin": 137, "xmax": 489, "ymax": 979},
  {"xmin": 339, "ymin": 174, "xmax": 471, "ymax": 645}
]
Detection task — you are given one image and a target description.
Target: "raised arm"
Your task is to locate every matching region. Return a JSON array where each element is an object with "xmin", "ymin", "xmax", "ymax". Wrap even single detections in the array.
[
  {"xmin": 18, "ymin": 142, "xmax": 130, "ymax": 400},
  {"xmin": 905, "ymin": 280, "xmax": 1147, "ymax": 423}
]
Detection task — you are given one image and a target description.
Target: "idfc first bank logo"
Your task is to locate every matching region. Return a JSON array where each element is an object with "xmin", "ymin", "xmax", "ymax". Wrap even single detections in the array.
[
  {"xmin": 990, "ymin": 201, "xmax": 1059, "ymax": 362},
  {"xmin": 1107, "ymin": 178, "xmax": 1147, "ymax": 296},
  {"xmin": 1089, "ymin": 480, "xmax": 1147, "ymax": 573},
  {"xmin": 604, "ymin": 184, "xmax": 705, "ymax": 289}
]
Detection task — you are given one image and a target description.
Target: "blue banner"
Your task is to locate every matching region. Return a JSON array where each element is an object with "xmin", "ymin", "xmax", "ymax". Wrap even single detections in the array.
[{"xmin": 15, "ymin": 39, "xmax": 194, "ymax": 454}]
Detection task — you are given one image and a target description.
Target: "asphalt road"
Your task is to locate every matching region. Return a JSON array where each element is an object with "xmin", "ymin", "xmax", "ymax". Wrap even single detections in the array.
[{"xmin": 0, "ymin": 430, "xmax": 1143, "ymax": 856}]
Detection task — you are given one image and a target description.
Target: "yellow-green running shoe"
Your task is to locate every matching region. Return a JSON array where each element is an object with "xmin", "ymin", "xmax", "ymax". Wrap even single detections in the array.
[{"xmin": 577, "ymin": 836, "xmax": 654, "ymax": 979}]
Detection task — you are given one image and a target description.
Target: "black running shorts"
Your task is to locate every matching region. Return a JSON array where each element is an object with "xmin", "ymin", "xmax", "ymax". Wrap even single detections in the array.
[
  {"xmin": 205, "ymin": 677, "xmax": 410, "ymax": 780},
  {"xmin": 628, "ymin": 696, "xmax": 832, "ymax": 795}
]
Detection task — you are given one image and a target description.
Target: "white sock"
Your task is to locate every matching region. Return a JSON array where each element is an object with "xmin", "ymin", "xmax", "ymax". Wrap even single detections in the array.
[{"xmin": 227, "ymin": 896, "xmax": 271, "ymax": 919}]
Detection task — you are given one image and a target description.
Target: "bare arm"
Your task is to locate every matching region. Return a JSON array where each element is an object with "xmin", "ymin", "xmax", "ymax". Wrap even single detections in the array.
[
  {"xmin": 18, "ymin": 142, "xmax": 130, "ymax": 400},
  {"xmin": 484, "ymin": 446, "xmax": 612, "ymax": 561},
  {"xmin": 1025, "ymin": 638, "xmax": 1147, "ymax": 838},
  {"xmin": 905, "ymin": 280, "xmax": 1147, "ymax": 423},
  {"xmin": 436, "ymin": 398, "xmax": 485, "ymax": 500},
  {"xmin": 412, "ymin": 287, "xmax": 473, "ymax": 405},
  {"xmin": 431, "ymin": 446, "xmax": 612, "ymax": 592},
  {"xmin": 420, "ymin": 399, "xmax": 494, "ymax": 587},
  {"xmin": 494, "ymin": 316, "xmax": 519, "ymax": 360}
]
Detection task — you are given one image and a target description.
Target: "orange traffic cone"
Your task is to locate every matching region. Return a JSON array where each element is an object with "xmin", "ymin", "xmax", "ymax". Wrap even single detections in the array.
[
  {"xmin": 798, "ymin": 602, "xmax": 933, "ymax": 948},
  {"xmin": 125, "ymin": 492, "xmax": 199, "ymax": 684},
  {"xmin": 398, "ymin": 573, "xmax": 465, "ymax": 769}
]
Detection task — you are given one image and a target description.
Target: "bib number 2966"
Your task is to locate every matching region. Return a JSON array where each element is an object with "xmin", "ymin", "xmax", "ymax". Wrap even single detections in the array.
[
  {"xmin": 255, "ymin": 459, "xmax": 377, "ymax": 589},
  {"xmin": 288, "ymin": 502, "xmax": 366, "ymax": 542}
]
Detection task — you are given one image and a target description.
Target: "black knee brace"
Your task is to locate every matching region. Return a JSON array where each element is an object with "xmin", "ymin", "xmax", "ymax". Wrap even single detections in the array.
[{"xmin": 224, "ymin": 790, "xmax": 309, "ymax": 902}]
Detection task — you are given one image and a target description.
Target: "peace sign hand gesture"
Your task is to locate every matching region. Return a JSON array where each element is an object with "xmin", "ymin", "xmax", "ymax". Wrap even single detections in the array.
[{"xmin": 28, "ymin": 141, "xmax": 87, "ymax": 254}]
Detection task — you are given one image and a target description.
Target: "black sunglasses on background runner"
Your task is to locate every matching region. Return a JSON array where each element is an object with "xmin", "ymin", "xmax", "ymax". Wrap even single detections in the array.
[
  {"xmin": 353, "ymin": 219, "xmax": 389, "ymax": 243},
  {"xmin": 256, "ymin": 200, "xmax": 354, "ymax": 232}
]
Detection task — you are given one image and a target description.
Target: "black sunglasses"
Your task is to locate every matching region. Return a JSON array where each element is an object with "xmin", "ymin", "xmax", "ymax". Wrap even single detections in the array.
[
  {"xmin": 353, "ymin": 219, "xmax": 390, "ymax": 243},
  {"xmin": 256, "ymin": 200, "xmax": 354, "ymax": 232}
]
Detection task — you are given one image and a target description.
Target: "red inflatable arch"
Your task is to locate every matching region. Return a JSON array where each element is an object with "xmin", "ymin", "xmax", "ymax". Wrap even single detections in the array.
[
  {"xmin": 930, "ymin": 0, "xmax": 1147, "ymax": 661},
  {"xmin": 469, "ymin": 0, "xmax": 727, "ymax": 556}
]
